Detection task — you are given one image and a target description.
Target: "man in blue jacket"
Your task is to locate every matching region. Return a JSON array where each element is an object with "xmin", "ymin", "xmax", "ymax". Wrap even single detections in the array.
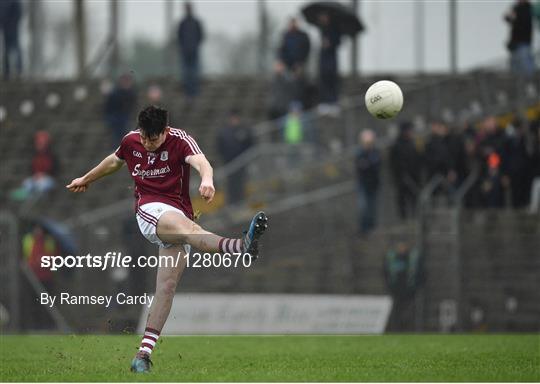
[{"xmin": 279, "ymin": 18, "xmax": 310, "ymax": 72}]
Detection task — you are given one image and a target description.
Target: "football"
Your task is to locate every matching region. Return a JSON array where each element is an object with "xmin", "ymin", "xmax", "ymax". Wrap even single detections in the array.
[{"xmin": 365, "ymin": 80, "xmax": 404, "ymax": 119}]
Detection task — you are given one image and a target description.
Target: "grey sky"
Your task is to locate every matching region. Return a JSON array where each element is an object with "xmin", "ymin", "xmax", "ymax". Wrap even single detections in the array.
[{"xmin": 36, "ymin": 1, "xmax": 537, "ymax": 76}]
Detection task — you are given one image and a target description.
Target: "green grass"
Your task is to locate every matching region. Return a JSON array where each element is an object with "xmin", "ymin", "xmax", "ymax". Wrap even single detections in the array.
[{"xmin": 0, "ymin": 334, "xmax": 538, "ymax": 382}]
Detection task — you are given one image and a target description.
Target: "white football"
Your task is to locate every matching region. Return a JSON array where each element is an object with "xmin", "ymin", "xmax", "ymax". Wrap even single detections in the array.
[{"xmin": 365, "ymin": 80, "xmax": 403, "ymax": 119}]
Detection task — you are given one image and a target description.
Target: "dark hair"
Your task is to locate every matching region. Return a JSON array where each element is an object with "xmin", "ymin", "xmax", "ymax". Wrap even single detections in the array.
[{"xmin": 138, "ymin": 106, "xmax": 168, "ymax": 137}]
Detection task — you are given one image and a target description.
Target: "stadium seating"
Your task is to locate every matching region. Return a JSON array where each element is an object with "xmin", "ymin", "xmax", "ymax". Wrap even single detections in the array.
[{"xmin": 2, "ymin": 71, "xmax": 539, "ymax": 332}]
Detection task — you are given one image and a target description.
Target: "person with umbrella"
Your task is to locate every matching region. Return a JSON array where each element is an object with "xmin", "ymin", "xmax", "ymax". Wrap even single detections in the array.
[
  {"xmin": 317, "ymin": 11, "xmax": 342, "ymax": 114},
  {"xmin": 302, "ymin": 2, "xmax": 364, "ymax": 116}
]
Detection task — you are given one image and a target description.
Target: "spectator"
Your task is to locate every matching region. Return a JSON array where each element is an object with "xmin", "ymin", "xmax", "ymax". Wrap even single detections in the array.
[
  {"xmin": 104, "ymin": 74, "xmax": 137, "ymax": 148},
  {"xmin": 12, "ymin": 131, "xmax": 59, "ymax": 201},
  {"xmin": 290, "ymin": 66, "xmax": 318, "ymax": 144},
  {"xmin": 146, "ymin": 84, "xmax": 163, "ymax": 106},
  {"xmin": 384, "ymin": 240, "xmax": 422, "ymax": 300},
  {"xmin": 317, "ymin": 12, "xmax": 341, "ymax": 115},
  {"xmin": 505, "ymin": 0, "xmax": 535, "ymax": 77},
  {"xmin": 291, "ymin": 65, "xmax": 318, "ymax": 112},
  {"xmin": 22, "ymin": 224, "xmax": 57, "ymax": 294},
  {"xmin": 481, "ymin": 153, "xmax": 506, "ymax": 208},
  {"xmin": 390, "ymin": 122, "xmax": 422, "ymax": 219},
  {"xmin": 462, "ymin": 134, "xmax": 483, "ymax": 208},
  {"xmin": 447, "ymin": 125, "xmax": 468, "ymax": 187},
  {"xmin": 476, "ymin": 116, "xmax": 508, "ymax": 200},
  {"xmin": 177, "ymin": 1, "xmax": 204, "ymax": 99},
  {"xmin": 268, "ymin": 60, "xmax": 294, "ymax": 120},
  {"xmin": 283, "ymin": 102, "xmax": 304, "ymax": 145},
  {"xmin": 460, "ymin": 118, "xmax": 478, "ymax": 141},
  {"xmin": 477, "ymin": 116, "xmax": 506, "ymax": 161},
  {"xmin": 503, "ymin": 118, "xmax": 531, "ymax": 208},
  {"xmin": 217, "ymin": 109, "xmax": 254, "ymax": 204},
  {"xmin": 424, "ymin": 121, "xmax": 456, "ymax": 190},
  {"xmin": 384, "ymin": 240, "xmax": 423, "ymax": 332},
  {"xmin": 0, "ymin": 0, "xmax": 22, "ymax": 80},
  {"xmin": 355, "ymin": 129, "xmax": 381, "ymax": 234},
  {"xmin": 22, "ymin": 224, "xmax": 58, "ymax": 329},
  {"xmin": 279, "ymin": 17, "xmax": 311, "ymax": 72}
]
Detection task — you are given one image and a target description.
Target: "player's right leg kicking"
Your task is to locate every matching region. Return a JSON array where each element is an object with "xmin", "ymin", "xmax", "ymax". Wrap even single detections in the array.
[
  {"xmin": 131, "ymin": 211, "xmax": 268, "ymax": 373},
  {"xmin": 157, "ymin": 210, "xmax": 268, "ymax": 258}
]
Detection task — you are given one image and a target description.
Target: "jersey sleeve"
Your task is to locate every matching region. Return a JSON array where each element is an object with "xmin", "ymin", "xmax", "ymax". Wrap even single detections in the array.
[
  {"xmin": 115, "ymin": 135, "xmax": 129, "ymax": 160},
  {"xmin": 178, "ymin": 133, "xmax": 203, "ymax": 162}
]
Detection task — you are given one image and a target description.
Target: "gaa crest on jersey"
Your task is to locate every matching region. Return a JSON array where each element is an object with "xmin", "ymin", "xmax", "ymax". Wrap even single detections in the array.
[{"xmin": 160, "ymin": 151, "xmax": 168, "ymax": 161}]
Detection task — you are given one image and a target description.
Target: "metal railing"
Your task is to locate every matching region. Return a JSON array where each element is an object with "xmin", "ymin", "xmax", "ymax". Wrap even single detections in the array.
[
  {"xmin": 416, "ymin": 174, "xmax": 445, "ymax": 272},
  {"xmin": 415, "ymin": 169, "xmax": 480, "ymax": 332}
]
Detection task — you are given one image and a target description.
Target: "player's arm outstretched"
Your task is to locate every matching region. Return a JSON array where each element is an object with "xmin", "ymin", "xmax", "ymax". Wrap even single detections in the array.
[
  {"xmin": 186, "ymin": 153, "xmax": 215, "ymax": 203},
  {"xmin": 66, "ymin": 153, "xmax": 124, "ymax": 193}
]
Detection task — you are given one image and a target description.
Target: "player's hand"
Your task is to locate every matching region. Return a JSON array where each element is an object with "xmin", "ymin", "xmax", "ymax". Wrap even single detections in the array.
[
  {"xmin": 199, "ymin": 179, "xmax": 215, "ymax": 203},
  {"xmin": 66, "ymin": 177, "xmax": 89, "ymax": 193}
]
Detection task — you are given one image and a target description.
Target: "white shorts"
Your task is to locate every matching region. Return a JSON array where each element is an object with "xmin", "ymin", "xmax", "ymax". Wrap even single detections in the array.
[{"xmin": 136, "ymin": 202, "xmax": 191, "ymax": 252}]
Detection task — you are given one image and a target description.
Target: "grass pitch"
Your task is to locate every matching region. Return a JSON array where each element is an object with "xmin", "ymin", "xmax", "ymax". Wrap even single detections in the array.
[{"xmin": 0, "ymin": 334, "xmax": 538, "ymax": 382}]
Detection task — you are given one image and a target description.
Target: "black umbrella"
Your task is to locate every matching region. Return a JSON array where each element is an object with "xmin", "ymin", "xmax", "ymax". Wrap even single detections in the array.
[{"xmin": 302, "ymin": 1, "xmax": 365, "ymax": 36}]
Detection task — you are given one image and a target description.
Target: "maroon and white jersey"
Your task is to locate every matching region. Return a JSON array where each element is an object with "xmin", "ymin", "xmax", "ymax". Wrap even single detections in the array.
[{"xmin": 115, "ymin": 127, "xmax": 203, "ymax": 219}]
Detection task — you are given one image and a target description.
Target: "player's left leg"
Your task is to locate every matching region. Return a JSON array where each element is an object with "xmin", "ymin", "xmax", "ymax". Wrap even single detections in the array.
[{"xmin": 131, "ymin": 243, "xmax": 188, "ymax": 373}]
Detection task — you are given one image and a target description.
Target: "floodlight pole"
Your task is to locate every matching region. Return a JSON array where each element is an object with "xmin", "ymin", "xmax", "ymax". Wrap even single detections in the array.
[
  {"xmin": 109, "ymin": 0, "xmax": 120, "ymax": 77},
  {"xmin": 258, "ymin": 0, "xmax": 269, "ymax": 74},
  {"xmin": 350, "ymin": 0, "xmax": 360, "ymax": 78},
  {"xmin": 28, "ymin": 0, "xmax": 44, "ymax": 78},
  {"xmin": 449, "ymin": 0, "xmax": 458, "ymax": 74},
  {"xmin": 414, "ymin": 1, "xmax": 425, "ymax": 75},
  {"xmin": 74, "ymin": 0, "xmax": 87, "ymax": 79},
  {"xmin": 164, "ymin": 0, "xmax": 174, "ymax": 76}
]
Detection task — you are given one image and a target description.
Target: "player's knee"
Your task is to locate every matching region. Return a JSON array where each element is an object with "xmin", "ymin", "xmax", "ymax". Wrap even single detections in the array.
[
  {"xmin": 188, "ymin": 222, "xmax": 203, "ymax": 234},
  {"xmin": 159, "ymin": 222, "xmax": 189, "ymax": 243},
  {"xmin": 157, "ymin": 276, "xmax": 177, "ymax": 297},
  {"xmin": 169, "ymin": 221, "xmax": 201, "ymax": 237}
]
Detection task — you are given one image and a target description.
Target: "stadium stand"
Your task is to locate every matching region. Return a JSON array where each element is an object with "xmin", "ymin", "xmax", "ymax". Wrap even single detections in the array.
[{"xmin": 1, "ymin": 70, "xmax": 539, "ymax": 332}]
